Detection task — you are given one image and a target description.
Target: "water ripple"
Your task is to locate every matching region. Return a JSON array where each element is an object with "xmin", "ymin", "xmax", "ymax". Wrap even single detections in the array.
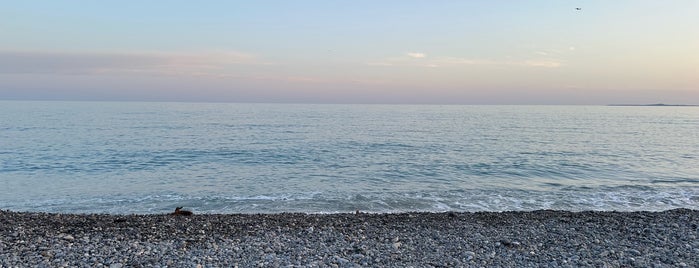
[{"xmin": 1, "ymin": 102, "xmax": 698, "ymax": 213}]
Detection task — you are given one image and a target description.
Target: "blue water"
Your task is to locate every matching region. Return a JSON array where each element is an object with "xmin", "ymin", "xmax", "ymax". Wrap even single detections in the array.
[{"xmin": 1, "ymin": 101, "xmax": 698, "ymax": 214}]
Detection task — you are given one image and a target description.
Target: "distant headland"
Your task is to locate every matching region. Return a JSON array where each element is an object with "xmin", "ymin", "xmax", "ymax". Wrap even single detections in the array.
[{"xmin": 608, "ymin": 103, "xmax": 698, "ymax": 107}]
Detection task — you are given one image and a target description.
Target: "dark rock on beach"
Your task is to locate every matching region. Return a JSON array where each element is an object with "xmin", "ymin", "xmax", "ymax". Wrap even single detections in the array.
[{"xmin": 1, "ymin": 209, "xmax": 698, "ymax": 267}]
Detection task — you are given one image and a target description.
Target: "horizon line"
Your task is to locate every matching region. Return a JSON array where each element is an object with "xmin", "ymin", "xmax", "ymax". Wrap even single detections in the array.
[{"xmin": 2, "ymin": 98, "xmax": 697, "ymax": 107}]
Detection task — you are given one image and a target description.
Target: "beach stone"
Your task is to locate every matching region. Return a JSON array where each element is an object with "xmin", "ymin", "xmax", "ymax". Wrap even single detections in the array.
[
  {"xmin": 334, "ymin": 256, "xmax": 349, "ymax": 264},
  {"xmin": 463, "ymin": 251, "xmax": 476, "ymax": 261},
  {"xmin": 57, "ymin": 234, "xmax": 75, "ymax": 241},
  {"xmin": 1, "ymin": 209, "xmax": 698, "ymax": 267}
]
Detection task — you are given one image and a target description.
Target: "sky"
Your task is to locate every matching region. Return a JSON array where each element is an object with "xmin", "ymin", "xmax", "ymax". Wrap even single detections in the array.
[{"xmin": 1, "ymin": 1, "xmax": 697, "ymax": 104}]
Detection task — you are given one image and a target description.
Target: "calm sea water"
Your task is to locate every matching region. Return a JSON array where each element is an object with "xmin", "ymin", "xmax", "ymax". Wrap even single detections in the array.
[{"xmin": 1, "ymin": 101, "xmax": 697, "ymax": 214}]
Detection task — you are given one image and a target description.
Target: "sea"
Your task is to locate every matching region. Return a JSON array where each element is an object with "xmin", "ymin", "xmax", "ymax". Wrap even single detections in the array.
[{"xmin": 1, "ymin": 101, "xmax": 697, "ymax": 214}]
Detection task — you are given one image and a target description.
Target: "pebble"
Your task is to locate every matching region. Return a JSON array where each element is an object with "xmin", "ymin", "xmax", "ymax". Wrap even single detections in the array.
[
  {"xmin": 58, "ymin": 234, "xmax": 75, "ymax": 241},
  {"xmin": 1, "ymin": 209, "xmax": 697, "ymax": 267}
]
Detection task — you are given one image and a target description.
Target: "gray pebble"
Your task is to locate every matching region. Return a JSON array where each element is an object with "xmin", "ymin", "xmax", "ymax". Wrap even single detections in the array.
[{"xmin": 1, "ymin": 209, "xmax": 697, "ymax": 267}]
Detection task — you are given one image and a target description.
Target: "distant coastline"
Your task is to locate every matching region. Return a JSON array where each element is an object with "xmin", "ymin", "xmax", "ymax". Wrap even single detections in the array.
[{"xmin": 608, "ymin": 103, "xmax": 698, "ymax": 107}]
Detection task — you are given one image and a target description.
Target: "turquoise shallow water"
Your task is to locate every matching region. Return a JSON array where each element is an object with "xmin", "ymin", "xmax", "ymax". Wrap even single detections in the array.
[{"xmin": 1, "ymin": 101, "xmax": 698, "ymax": 214}]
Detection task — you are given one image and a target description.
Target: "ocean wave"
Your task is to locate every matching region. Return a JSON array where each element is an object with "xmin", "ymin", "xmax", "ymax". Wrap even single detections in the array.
[{"xmin": 4, "ymin": 187, "xmax": 698, "ymax": 215}]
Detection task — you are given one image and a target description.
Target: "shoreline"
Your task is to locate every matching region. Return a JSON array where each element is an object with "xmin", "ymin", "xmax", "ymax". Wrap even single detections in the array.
[{"xmin": 2, "ymin": 209, "xmax": 698, "ymax": 267}]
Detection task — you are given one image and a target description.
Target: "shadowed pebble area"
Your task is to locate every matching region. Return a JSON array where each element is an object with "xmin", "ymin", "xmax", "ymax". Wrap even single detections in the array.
[{"xmin": 1, "ymin": 209, "xmax": 698, "ymax": 267}]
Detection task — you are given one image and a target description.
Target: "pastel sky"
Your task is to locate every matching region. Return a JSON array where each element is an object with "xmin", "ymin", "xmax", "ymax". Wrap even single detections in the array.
[{"xmin": 1, "ymin": 1, "xmax": 697, "ymax": 104}]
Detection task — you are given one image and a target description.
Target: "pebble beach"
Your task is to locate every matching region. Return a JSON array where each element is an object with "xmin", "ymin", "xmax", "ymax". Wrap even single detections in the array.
[{"xmin": 2, "ymin": 209, "xmax": 698, "ymax": 267}]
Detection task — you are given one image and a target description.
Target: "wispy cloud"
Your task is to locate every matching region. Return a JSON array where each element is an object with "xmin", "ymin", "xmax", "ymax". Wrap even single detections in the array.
[
  {"xmin": 0, "ymin": 50, "xmax": 272, "ymax": 76},
  {"xmin": 522, "ymin": 60, "xmax": 561, "ymax": 68},
  {"xmin": 367, "ymin": 54, "xmax": 563, "ymax": 68},
  {"xmin": 532, "ymin": 46, "xmax": 577, "ymax": 57},
  {"xmin": 437, "ymin": 57, "xmax": 498, "ymax": 65},
  {"xmin": 406, "ymin": 52, "xmax": 426, "ymax": 59}
]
